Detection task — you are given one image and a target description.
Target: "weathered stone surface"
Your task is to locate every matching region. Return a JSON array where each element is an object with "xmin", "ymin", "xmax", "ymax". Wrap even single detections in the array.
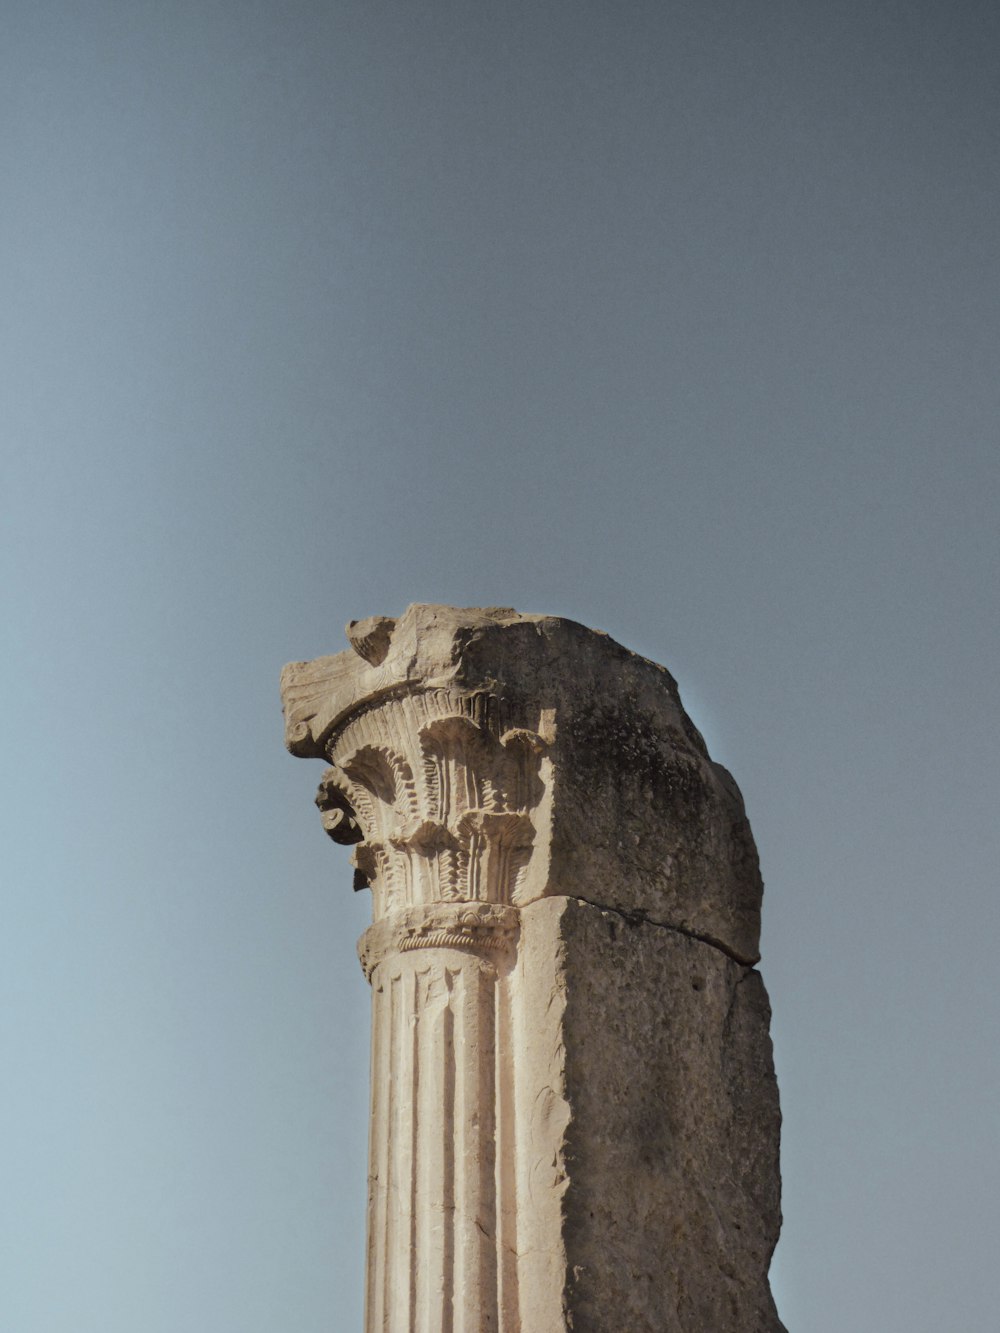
[
  {"xmin": 281, "ymin": 605, "xmax": 783, "ymax": 1332},
  {"xmin": 516, "ymin": 896, "xmax": 784, "ymax": 1332},
  {"xmin": 282, "ymin": 603, "xmax": 763, "ymax": 964}
]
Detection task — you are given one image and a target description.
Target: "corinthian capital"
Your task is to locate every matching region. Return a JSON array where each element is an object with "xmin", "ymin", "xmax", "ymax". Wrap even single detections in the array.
[{"xmin": 281, "ymin": 603, "xmax": 763, "ymax": 963}]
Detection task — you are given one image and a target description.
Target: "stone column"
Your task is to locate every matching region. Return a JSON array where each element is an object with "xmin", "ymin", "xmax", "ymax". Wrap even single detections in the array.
[{"xmin": 281, "ymin": 605, "xmax": 785, "ymax": 1333}]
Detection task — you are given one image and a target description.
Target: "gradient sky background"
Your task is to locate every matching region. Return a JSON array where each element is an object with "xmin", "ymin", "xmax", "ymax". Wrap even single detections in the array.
[{"xmin": 3, "ymin": 2, "xmax": 998, "ymax": 1329}]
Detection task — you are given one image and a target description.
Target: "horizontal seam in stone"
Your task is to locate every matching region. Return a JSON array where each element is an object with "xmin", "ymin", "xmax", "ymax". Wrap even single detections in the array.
[{"xmin": 569, "ymin": 895, "xmax": 759, "ymax": 967}]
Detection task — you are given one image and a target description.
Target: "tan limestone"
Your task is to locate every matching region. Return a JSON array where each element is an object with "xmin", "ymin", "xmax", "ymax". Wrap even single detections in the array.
[{"xmin": 281, "ymin": 605, "xmax": 784, "ymax": 1332}]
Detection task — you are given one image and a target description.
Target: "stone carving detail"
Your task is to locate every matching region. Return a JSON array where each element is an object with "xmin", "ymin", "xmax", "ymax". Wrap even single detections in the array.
[
  {"xmin": 345, "ymin": 614, "xmax": 397, "ymax": 666},
  {"xmin": 318, "ymin": 689, "xmax": 548, "ymax": 920},
  {"xmin": 358, "ymin": 901, "xmax": 520, "ymax": 980},
  {"xmin": 314, "ymin": 771, "xmax": 363, "ymax": 845}
]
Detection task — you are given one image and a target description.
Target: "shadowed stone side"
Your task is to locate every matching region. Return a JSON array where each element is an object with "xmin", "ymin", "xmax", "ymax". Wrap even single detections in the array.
[{"xmin": 547, "ymin": 897, "xmax": 784, "ymax": 1332}]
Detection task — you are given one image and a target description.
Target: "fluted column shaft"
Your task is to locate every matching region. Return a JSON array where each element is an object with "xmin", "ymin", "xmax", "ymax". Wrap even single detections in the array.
[
  {"xmin": 364, "ymin": 941, "xmax": 500, "ymax": 1333},
  {"xmin": 357, "ymin": 902, "xmax": 520, "ymax": 1332}
]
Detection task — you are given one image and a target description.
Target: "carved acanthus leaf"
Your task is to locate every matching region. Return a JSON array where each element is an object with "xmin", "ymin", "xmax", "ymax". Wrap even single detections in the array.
[
  {"xmin": 308, "ymin": 686, "xmax": 549, "ymax": 912},
  {"xmin": 315, "ymin": 769, "xmax": 363, "ymax": 845},
  {"xmin": 345, "ymin": 615, "xmax": 397, "ymax": 666}
]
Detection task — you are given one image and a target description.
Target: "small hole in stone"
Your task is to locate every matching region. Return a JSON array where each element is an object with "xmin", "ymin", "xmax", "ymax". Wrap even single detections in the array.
[{"xmin": 691, "ymin": 975, "xmax": 705, "ymax": 991}]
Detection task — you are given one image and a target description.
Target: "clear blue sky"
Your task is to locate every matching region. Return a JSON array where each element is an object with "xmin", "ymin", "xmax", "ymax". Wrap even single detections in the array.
[{"xmin": 3, "ymin": 2, "xmax": 998, "ymax": 1329}]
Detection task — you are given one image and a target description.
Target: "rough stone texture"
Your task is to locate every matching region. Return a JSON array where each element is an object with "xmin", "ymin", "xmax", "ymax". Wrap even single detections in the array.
[
  {"xmin": 281, "ymin": 605, "xmax": 784, "ymax": 1332},
  {"xmin": 523, "ymin": 897, "xmax": 784, "ymax": 1332},
  {"xmin": 282, "ymin": 603, "xmax": 763, "ymax": 963}
]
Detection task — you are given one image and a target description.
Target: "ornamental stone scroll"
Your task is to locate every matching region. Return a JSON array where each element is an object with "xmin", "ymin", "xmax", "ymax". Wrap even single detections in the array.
[{"xmin": 281, "ymin": 604, "xmax": 785, "ymax": 1333}]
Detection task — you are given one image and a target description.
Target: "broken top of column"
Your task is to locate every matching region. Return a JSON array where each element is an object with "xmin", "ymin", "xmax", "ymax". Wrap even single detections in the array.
[{"xmin": 280, "ymin": 603, "xmax": 764, "ymax": 964}]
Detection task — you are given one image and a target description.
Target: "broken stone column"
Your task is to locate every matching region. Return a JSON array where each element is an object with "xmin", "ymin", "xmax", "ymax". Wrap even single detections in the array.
[{"xmin": 281, "ymin": 605, "xmax": 784, "ymax": 1333}]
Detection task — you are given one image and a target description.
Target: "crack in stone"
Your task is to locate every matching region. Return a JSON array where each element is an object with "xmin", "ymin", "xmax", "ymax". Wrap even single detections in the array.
[{"xmin": 569, "ymin": 895, "xmax": 759, "ymax": 967}]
